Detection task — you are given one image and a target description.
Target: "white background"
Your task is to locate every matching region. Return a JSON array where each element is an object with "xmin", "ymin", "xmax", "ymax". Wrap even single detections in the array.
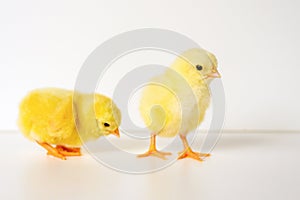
[
  {"xmin": 1, "ymin": 2, "xmax": 300, "ymax": 200},
  {"xmin": 0, "ymin": 0, "xmax": 300, "ymax": 131}
]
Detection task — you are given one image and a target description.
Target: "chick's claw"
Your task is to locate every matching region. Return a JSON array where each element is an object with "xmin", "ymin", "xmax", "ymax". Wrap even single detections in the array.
[
  {"xmin": 56, "ymin": 145, "xmax": 81, "ymax": 153},
  {"xmin": 36, "ymin": 141, "xmax": 66, "ymax": 160},
  {"xmin": 138, "ymin": 150, "xmax": 172, "ymax": 160},
  {"xmin": 46, "ymin": 151, "xmax": 66, "ymax": 160},
  {"xmin": 56, "ymin": 145, "xmax": 81, "ymax": 156},
  {"xmin": 196, "ymin": 152, "xmax": 211, "ymax": 157},
  {"xmin": 178, "ymin": 148, "xmax": 210, "ymax": 162}
]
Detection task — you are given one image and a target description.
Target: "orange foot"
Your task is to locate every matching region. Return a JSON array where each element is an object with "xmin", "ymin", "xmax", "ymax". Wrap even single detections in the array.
[
  {"xmin": 138, "ymin": 149, "xmax": 172, "ymax": 160},
  {"xmin": 178, "ymin": 147, "xmax": 210, "ymax": 162},
  {"xmin": 56, "ymin": 145, "xmax": 81, "ymax": 157},
  {"xmin": 36, "ymin": 141, "xmax": 66, "ymax": 160},
  {"xmin": 137, "ymin": 135, "xmax": 172, "ymax": 160}
]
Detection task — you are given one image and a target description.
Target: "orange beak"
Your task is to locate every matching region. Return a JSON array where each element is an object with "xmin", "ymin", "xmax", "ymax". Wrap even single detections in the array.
[
  {"xmin": 207, "ymin": 69, "xmax": 221, "ymax": 78},
  {"xmin": 111, "ymin": 128, "xmax": 120, "ymax": 138}
]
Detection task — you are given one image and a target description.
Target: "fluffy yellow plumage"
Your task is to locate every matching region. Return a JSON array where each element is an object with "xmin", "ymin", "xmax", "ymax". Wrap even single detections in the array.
[
  {"xmin": 18, "ymin": 88, "xmax": 121, "ymax": 160},
  {"xmin": 138, "ymin": 48, "xmax": 221, "ymax": 161}
]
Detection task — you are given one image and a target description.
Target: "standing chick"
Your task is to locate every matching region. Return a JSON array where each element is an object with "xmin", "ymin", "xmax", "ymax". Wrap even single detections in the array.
[
  {"xmin": 18, "ymin": 88, "xmax": 121, "ymax": 160},
  {"xmin": 138, "ymin": 48, "xmax": 221, "ymax": 161}
]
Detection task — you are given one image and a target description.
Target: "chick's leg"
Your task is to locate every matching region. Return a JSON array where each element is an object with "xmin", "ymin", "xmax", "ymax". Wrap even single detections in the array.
[
  {"xmin": 137, "ymin": 135, "xmax": 171, "ymax": 160},
  {"xmin": 36, "ymin": 141, "xmax": 66, "ymax": 160},
  {"xmin": 56, "ymin": 145, "xmax": 81, "ymax": 156},
  {"xmin": 178, "ymin": 135, "xmax": 210, "ymax": 162}
]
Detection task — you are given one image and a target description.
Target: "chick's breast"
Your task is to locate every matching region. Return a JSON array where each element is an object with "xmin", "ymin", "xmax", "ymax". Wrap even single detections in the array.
[
  {"xmin": 140, "ymin": 82, "xmax": 181, "ymax": 137},
  {"xmin": 139, "ymin": 68, "xmax": 210, "ymax": 137}
]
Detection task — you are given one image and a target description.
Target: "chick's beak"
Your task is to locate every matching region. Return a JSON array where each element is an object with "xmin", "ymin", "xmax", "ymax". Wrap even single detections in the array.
[
  {"xmin": 111, "ymin": 128, "xmax": 120, "ymax": 138},
  {"xmin": 207, "ymin": 69, "xmax": 221, "ymax": 78}
]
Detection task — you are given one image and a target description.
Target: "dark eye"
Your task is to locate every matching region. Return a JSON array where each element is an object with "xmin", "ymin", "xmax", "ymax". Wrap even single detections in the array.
[
  {"xmin": 196, "ymin": 65, "xmax": 203, "ymax": 71},
  {"xmin": 103, "ymin": 122, "xmax": 110, "ymax": 127}
]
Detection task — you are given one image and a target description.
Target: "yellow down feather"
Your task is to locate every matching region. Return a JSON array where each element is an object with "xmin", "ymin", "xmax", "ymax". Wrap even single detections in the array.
[
  {"xmin": 18, "ymin": 88, "xmax": 121, "ymax": 147},
  {"xmin": 139, "ymin": 48, "xmax": 219, "ymax": 137}
]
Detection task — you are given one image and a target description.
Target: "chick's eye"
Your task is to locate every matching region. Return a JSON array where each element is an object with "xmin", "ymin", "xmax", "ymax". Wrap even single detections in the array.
[
  {"xmin": 103, "ymin": 122, "xmax": 110, "ymax": 127},
  {"xmin": 196, "ymin": 65, "xmax": 203, "ymax": 71}
]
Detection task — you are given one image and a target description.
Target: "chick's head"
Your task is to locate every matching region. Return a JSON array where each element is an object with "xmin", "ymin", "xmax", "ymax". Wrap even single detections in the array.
[
  {"xmin": 180, "ymin": 48, "xmax": 221, "ymax": 79},
  {"xmin": 94, "ymin": 94, "xmax": 121, "ymax": 137}
]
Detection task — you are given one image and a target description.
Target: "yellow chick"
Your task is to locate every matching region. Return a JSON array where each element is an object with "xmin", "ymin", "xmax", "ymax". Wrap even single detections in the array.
[
  {"xmin": 138, "ymin": 48, "xmax": 221, "ymax": 161},
  {"xmin": 18, "ymin": 88, "xmax": 121, "ymax": 160}
]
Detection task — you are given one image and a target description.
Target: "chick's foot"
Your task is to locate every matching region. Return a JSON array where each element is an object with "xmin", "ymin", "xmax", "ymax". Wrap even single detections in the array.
[
  {"xmin": 178, "ymin": 147, "xmax": 210, "ymax": 162},
  {"xmin": 138, "ymin": 149, "xmax": 171, "ymax": 160},
  {"xmin": 137, "ymin": 134, "xmax": 171, "ymax": 160},
  {"xmin": 56, "ymin": 145, "xmax": 81, "ymax": 156},
  {"xmin": 36, "ymin": 141, "xmax": 66, "ymax": 160}
]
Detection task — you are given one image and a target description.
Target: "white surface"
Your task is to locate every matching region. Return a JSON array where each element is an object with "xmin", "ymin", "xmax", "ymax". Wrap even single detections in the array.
[
  {"xmin": 1, "ymin": 132, "xmax": 299, "ymax": 200},
  {"xmin": 1, "ymin": 0, "xmax": 300, "ymax": 130}
]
